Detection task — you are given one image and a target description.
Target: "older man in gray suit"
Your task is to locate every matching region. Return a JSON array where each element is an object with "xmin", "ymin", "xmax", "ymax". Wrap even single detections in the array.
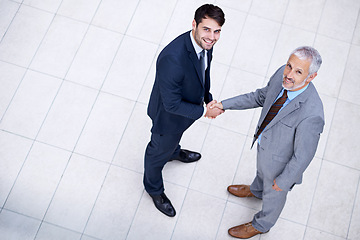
[{"xmin": 206, "ymin": 46, "xmax": 324, "ymax": 239}]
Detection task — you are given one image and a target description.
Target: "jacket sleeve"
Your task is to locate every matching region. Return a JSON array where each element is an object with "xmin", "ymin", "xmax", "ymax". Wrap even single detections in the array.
[
  {"xmin": 275, "ymin": 115, "xmax": 325, "ymax": 191},
  {"xmin": 221, "ymin": 82, "xmax": 269, "ymax": 110},
  {"xmin": 157, "ymin": 55, "xmax": 204, "ymax": 120},
  {"xmin": 220, "ymin": 65, "xmax": 285, "ymax": 110}
]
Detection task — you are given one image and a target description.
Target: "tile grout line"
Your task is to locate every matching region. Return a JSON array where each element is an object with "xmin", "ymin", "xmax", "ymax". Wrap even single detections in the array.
[
  {"xmin": 346, "ymin": 174, "xmax": 360, "ymax": 239},
  {"xmin": 73, "ymin": 1, "xmax": 145, "ymax": 239},
  {"xmin": 302, "ymin": 0, "xmax": 338, "ymax": 238},
  {"xmin": 209, "ymin": 0, "xmax": 260, "ymax": 238},
  {"xmin": 311, "ymin": 6, "xmax": 360, "ymax": 239},
  {"xmin": 0, "ymin": 0, "xmax": 23, "ymax": 45},
  {"xmin": 0, "ymin": 0, "xmax": 26, "ymax": 124},
  {"xmin": 8, "ymin": 0, "xmax": 124, "ymax": 239},
  {"xmin": 343, "ymin": 6, "xmax": 360, "ymax": 240},
  {"xmin": 118, "ymin": 1, "xmax": 188, "ymax": 239},
  {"xmin": 0, "ymin": 0, "xmax": 65, "ymax": 228},
  {"xmin": 1, "ymin": 1, "xmax": 359, "ymax": 239}
]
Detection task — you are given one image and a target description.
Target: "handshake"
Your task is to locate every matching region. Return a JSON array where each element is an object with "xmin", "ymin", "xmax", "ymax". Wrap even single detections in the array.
[{"xmin": 204, "ymin": 100, "xmax": 224, "ymax": 119}]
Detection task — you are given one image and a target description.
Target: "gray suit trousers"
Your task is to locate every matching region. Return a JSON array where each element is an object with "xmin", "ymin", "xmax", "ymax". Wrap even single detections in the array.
[{"xmin": 250, "ymin": 144, "xmax": 289, "ymax": 233}]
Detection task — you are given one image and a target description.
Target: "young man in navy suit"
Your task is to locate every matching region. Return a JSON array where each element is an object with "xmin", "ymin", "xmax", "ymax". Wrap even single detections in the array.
[{"xmin": 144, "ymin": 4, "xmax": 225, "ymax": 217}]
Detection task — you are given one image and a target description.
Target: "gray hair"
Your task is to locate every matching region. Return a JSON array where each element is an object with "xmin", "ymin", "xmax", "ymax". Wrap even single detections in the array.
[{"xmin": 290, "ymin": 46, "xmax": 322, "ymax": 75}]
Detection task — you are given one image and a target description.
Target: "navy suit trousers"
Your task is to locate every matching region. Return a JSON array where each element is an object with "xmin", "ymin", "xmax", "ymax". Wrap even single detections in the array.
[{"xmin": 143, "ymin": 132, "xmax": 183, "ymax": 195}]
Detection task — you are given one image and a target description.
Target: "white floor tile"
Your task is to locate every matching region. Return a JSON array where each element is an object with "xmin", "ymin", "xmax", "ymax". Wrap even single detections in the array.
[
  {"xmin": 281, "ymin": 157, "xmax": 322, "ymax": 225},
  {"xmin": 213, "ymin": 68, "xmax": 264, "ymax": 135},
  {"xmin": 0, "ymin": 70, "xmax": 62, "ymax": 138},
  {"xmin": 250, "ymin": 0, "xmax": 288, "ymax": 22},
  {"xmin": 75, "ymin": 92, "xmax": 135, "ymax": 163},
  {"xmin": 23, "ymin": 0, "xmax": 62, "ymax": 13},
  {"xmin": 0, "ymin": 1, "xmax": 359, "ymax": 239},
  {"xmin": 0, "ymin": 5, "xmax": 53, "ymax": 67},
  {"xmin": 318, "ymin": 0, "xmax": 360, "ymax": 43},
  {"xmin": 213, "ymin": 6, "xmax": 247, "ymax": 66},
  {"xmin": 163, "ymin": 120, "xmax": 209, "ymax": 188},
  {"xmin": 81, "ymin": 235, "xmax": 99, "ymax": 240},
  {"xmin": 0, "ymin": 210, "xmax": 40, "ymax": 240},
  {"xmin": 308, "ymin": 161, "xmax": 360, "ymax": 238},
  {"xmin": 179, "ymin": 119, "xmax": 209, "ymax": 153},
  {"xmin": 5, "ymin": 142, "xmax": 70, "ymax": 219},
  {"xmin": 260, "ymin": 218, "xmax": 305, "ymax": 240},
  {"xmin": 36, "ymin": 223, "xmax": 81, "ymax": 240},
  {"xmin": 266, "ymin": 25, "xmax": 316, "ymax": 79},
  {"xmin": 190, "ymin": 126, "xmax": 246, "ymax": 199},
  {"xmin": 172, "ymin": 190, "xmax": 226, "ymax": 240},
  {"xmin": 216, "ymin": 0, "xmax": 252, "ymax": 12},
  {"xmin": 44, "ymin": 154, "xmax": 109, "ymax": 232},
  {"xmin": 37, "ymin": 82, "xmax": 98, "ymax": 151},
  {"xmin": 127, "ymin": 183, "xmax": 186, "ymax": 240},
  {"xmin": 353, "ymin": 16, "xmax": 360, "ymax": 45},
  {"xmin": 0, "ymin": 62, "xmax": 26, "ymax": 120},
  {"xmin": 0, "ymin": 131, "xmax": 33, "ymax": 207},
  {"xmin": 101, "ymin": 36, "xmax": 158, "ymax": 101},
  {"xmin": 228, "ymin": 137, "xmax": 262, "ymax": 211},
  {"xmin": 126, "ymin": 0, "xmax": 177, "ymax": 44},
  {"xmin": 348, "ymin": 180, "xmax": 360, "ymax": 240},
  {"xmin": 0, "ymin": 0, "xmax": 19, "ymax": 40},
  {"xmin": 112, "ymin": 102, "xmax": 151, "ymax": 172},
  {"xmin": 92, "ymin": 0, "xmax": 139, "ymax": 34},
  {"xmin": 57, "ymin": 0, "xmax": 101, "ymax": 23},
  {"xmin": 314, "ymin": 35, "xmax": 350, "ymax": 97},
  {"xmin": 137, "ymin": 50, "xmax": 159, "ymax": 104},
  {"xmin": 338, "ymin": 45, "xmax": 360, "ymax": 105},
  {"xmin": 208, "ymin": 62, "xmax": 229, "ymax": 101},
  {"xmin": 216, "ymin": 202, "xmax": 258, "ymax": 240},
  {"xmin": 324, "ymin": 100, "xmax": 360, "ymax": 170},
  {"xmin": 283, "ymin": 0, "xmax": 325, "ymax": 33},
  {"xmin": 30, "ymin": 15, "xmax": 88, "ymax": 78},
  {"xmin": 66, "ymin": 26, "xmax": 123, "ymax": 90},
  {"xmin": 304, "ymin": 228, "xmax": 346, "ymax": 240},
  {"xmin": 84, "ymin": 166, "xmax": 143, "ymax": 240},
  {"xmin": 314, "ymin": 93, "xmax": 336, "ymax": 159},
  {"xmin": 161, "ymin": 0, "xmax": 210, "ymax": 46},
  {"xmin": 231, "ymin": 15, "xmax": 281, "ymax": 76}
]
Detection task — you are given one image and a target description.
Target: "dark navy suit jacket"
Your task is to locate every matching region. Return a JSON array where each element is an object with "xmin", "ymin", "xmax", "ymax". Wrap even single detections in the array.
[{"xmin": 148, "ymin": 31, "xmax": 213, "ymax": 134}]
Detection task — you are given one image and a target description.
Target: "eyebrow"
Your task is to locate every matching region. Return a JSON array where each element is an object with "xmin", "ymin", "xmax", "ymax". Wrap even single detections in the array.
[{"xmin": 202, "ymin": 26, "xmax": 221, "ymax": 31}]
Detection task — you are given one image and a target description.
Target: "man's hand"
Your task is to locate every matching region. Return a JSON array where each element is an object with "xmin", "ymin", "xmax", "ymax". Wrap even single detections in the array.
[
  {"xmin": 204, "ymin": 100, "xmax": 224, "ymax": 119},
  {"xmin": 272, "ymin": 179, "xmax": 283, "ymax": 191}
]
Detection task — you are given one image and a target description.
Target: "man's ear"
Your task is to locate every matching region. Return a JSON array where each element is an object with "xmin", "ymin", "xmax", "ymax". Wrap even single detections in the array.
[
  {"xmin": 192, "ymin": 19, "xmax": 196, "ymax": 30},
  {"xmin": 306, "ymin": 72, "xmax": 317, "ymax": 83}
]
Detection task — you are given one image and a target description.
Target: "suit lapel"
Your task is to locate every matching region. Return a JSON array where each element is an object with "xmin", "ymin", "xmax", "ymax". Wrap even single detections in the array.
[
  {"xmin": 185, "ymin": 31, "xmax": 204, "ymax": 87},
  {"xmin": 264, "ymin": 83, "xmax": 313, "ymax": 131}
]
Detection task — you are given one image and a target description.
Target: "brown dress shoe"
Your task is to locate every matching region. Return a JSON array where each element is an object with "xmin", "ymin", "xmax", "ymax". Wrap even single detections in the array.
[
  {"xmin": 228, "ymin": 222, "xmax": 263, "ymax": 239},
  {"xmin": 227, "ymin": 185, "xmax": 255, "ymax": 198}
]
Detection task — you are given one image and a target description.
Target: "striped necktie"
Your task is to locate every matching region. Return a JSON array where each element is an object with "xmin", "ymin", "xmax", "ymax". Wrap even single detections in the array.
[{"xmin": 255, "ymin": 89, "xmax": 288, "ymax": 139}]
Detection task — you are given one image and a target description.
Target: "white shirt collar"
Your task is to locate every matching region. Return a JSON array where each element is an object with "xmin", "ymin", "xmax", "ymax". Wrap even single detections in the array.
[{"xmin": 190, "ymin": 31, "xmax": 207, "ymax": 59}]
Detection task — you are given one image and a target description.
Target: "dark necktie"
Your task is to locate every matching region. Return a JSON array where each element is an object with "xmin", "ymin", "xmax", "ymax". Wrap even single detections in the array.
[
  {"xmin": 199, "ymin": 50, "xmax": 205, "ymax": 83},
  {"xmin": 255, "ymin": 89, "xmax": 288, "ymax": 139}
]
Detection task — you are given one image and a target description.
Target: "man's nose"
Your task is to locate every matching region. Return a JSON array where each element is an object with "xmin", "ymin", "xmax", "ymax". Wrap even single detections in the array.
[{"xmin": 287, "ymin": 70, "xmax": 294, "ymax": 79}]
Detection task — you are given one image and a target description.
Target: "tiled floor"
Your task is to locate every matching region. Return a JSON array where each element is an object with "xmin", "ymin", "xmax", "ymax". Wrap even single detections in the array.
[{"xmin": 0, "ymin": 0, "xmax": 359, "ymax": 239}]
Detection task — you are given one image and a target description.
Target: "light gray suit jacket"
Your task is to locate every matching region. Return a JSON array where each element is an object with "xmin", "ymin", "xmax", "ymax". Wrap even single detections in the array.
[{"xmin": 222, "ymin": 65, "xmax": 325, "ymax": 191}]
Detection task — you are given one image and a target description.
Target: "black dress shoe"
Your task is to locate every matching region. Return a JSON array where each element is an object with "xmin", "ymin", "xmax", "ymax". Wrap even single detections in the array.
[
  {"xmin": 173, "ymin": 149, "xmax": 201, "ymax": 163},
  {"xmin": 150, "ymin": 193, "xmax": 176, "ymax": 217}
]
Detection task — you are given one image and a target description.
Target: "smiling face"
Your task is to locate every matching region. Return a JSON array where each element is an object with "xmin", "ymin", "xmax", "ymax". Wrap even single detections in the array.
[
  {"xmin": 192, "ymin": 17, "xmax": 222, "ymax": 50},
  {"xmin": 282, "ymin": 54, "xmax": 317, "ymax": 91}
]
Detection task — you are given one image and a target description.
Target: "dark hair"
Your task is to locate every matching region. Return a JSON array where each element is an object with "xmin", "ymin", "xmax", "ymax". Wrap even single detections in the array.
[{"xmin": 194, "ymin": 4, "xmax": 225, "ymax": 26}]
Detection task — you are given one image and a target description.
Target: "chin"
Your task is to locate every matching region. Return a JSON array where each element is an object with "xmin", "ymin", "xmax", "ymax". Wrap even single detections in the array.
[{"xmin": 282, "ymin": 83, "xmax": 292, "ymax": 91}]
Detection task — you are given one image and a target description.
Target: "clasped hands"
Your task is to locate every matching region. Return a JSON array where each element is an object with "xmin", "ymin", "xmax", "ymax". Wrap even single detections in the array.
[{"xmin": 204, "ymin": 100, "xmax": 224, "ymax": 119}]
